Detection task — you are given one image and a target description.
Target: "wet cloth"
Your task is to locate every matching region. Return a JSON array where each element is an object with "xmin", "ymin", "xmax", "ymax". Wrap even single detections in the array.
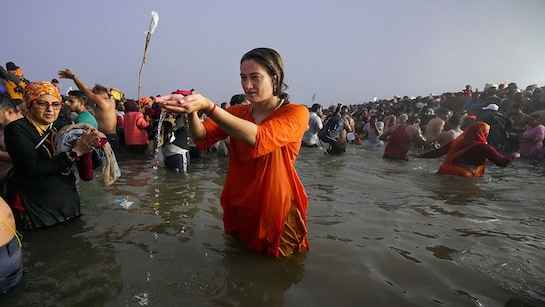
[
  {"xmin": 56, "ymin": 124, "xmax": 120, "ymax": 186},
  {"xmin": 101, "ymin": 142, "xmax": 120, "ymax": 186},
  {"xmin": 0, "ymin": 236, "xmax": 22, "ymax": 293},
  {"xmin": 519, "ymin": 125, "xmax": 545, "ymax": 159},
  {"xmin": 196, "ymin": 103, "xmax": 310, "ymax": 257},
  {"xmin": 279, "ymin": 205, "xmax": 308, "ymax": 257}
]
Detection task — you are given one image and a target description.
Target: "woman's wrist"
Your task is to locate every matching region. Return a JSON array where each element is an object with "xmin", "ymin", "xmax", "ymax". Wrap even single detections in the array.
[{"xmin": 204, "ymin": 101, "xmax": 217, "ymax": 117}]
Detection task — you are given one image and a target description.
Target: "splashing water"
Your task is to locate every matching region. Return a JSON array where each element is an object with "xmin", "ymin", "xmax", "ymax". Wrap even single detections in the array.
[
  {"xmin": 153, "ymin": 110, "xmax": 167, "ymax": 169},
  {"xmin": 155, "ymin": 110, "xmax": 167, "ymax": 152}
]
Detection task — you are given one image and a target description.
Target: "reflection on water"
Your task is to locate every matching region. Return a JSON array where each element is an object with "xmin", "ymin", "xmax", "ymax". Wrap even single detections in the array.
[{"xmin": 2, "ymin": 147, "xmax": 544, "ymax": 306}]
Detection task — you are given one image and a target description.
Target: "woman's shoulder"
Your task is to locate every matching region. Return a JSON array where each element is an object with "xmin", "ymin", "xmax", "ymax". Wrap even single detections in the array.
[
  {"xmin": 280, "ymin": 103, "xmax": 309, "ymax": 116},
  {"xmin": 5, "ymin": 117, "xmax": 30, "ymax": 134}
]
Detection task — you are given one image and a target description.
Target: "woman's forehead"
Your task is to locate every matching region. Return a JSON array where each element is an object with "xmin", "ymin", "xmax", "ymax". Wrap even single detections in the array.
[
  {"xmin": 36, "ymin": 94, "xmax": 61, "ymax": 103},
  {"xmin": 240, "ymin": 59, "xmax": 266, "ymax": 74}
]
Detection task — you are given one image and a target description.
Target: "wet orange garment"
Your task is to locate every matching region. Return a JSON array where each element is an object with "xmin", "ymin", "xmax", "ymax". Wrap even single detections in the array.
[
  {"xmin": 438, "ymin": 122, "xmax": 490, "ymax": 177},
  {"xmin": 196, "ymin": 103, "xmax": 310, "ymax": 257}
]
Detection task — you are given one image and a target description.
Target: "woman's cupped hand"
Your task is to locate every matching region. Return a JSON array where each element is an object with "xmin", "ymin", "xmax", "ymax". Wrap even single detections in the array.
[{"xmin": 156, "ymin": 93, "xmax": 213, "ymax": 114}]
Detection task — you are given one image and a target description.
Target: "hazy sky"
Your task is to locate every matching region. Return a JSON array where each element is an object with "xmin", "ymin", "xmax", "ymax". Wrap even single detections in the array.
[{"xmin": 3, "ymin": 0, "xmax": 545, "ymax": 104}]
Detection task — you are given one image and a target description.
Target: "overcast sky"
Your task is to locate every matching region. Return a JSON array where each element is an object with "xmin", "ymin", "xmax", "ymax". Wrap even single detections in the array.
[{"xmin": 3, "ymin": 0, "xmax": 545, "ymax": 104}]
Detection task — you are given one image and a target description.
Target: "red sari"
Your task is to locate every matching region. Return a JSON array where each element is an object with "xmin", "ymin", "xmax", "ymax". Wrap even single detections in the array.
[
  {"xmin": 421, "ymin": 122, "xmax": 513, "ymax": 177},
  {"xmin": 438, "ymin": 122, "xmax": 490, "ymax": 177}
]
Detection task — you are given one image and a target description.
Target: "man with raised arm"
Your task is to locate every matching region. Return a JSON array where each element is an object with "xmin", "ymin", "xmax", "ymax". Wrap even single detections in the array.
[{"xmin": 58, "ymin": 69, "xmax": 119, "ymax": 150}]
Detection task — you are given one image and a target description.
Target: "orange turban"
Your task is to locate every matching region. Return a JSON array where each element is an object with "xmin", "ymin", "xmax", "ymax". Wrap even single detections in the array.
[{"xmin": 24, "ymin": 81, "xmax": 61, "ymax": 104}]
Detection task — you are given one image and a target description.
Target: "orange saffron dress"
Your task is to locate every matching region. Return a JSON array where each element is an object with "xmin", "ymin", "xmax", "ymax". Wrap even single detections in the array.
[{"xmin": 196, "ymin": 103, "xmax": 310, "ymax": 257}]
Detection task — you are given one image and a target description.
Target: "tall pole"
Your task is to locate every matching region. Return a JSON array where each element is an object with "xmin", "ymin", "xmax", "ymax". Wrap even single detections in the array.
[{"xmin": 137, "ymin": 11, "xmax": 159, "ymax": 99}]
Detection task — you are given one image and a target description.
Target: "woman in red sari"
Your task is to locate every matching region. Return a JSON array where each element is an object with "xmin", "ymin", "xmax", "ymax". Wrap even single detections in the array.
[
  {"xmin": 420, "ymin": 121, "xmax": 518, "ymax": 177},
  {"xmin": 158, "ymin": 48, "xmax": 309, "ymax": 257}
]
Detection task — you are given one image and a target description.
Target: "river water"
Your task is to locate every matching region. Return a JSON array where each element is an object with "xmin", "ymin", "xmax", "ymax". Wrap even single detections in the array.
[{"xmin": 3, "ymin": 146, "xmax": 545, "ymax": 307}]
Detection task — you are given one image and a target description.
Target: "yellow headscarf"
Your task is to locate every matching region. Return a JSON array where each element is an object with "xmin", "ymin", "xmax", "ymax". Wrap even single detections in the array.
[
  {"xmin": 24, "ymin": 81, "xmax": 62, "ymax": 135},
  {"xmin": 24, "ymin": 81, "xmax": 61, "ymax": 105}
]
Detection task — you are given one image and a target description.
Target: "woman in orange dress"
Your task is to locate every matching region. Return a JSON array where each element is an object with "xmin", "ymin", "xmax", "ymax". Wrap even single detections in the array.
[
  {"xmin": 158, "ymin": 48, "xmax": 309, "ymax": 257},
  {"xmin": 420, "ymin": 121, "xmax": 518, "ymax": 177}
]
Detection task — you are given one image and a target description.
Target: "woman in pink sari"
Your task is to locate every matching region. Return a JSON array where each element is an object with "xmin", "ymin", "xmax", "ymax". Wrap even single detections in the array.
[{"xmin": 518, "ymin": 114, "xmax": 545, "ymax": 160}]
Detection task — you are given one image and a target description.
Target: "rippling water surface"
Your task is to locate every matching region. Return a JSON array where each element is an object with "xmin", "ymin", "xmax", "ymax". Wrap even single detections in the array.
[{"xmin": 3, "ymin": 146, "xmax": 545, "ymax": 307}]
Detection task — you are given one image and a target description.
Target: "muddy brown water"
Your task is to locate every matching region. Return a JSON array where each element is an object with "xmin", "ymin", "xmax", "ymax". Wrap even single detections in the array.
[{"xmin": 3, "ymin": 145, "xmax": 545, "ymax": 307}]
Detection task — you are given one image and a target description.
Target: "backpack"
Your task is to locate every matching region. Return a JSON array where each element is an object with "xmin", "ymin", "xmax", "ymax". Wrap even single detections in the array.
[{"xmin": 319, "ymin": 115, "xmax": 342, "ymax": 144}]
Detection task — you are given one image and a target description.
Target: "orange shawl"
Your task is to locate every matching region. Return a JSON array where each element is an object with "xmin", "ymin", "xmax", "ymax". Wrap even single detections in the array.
[{"xmin": 438, "ymin": 122, "xmax": 490, "ymax": 177}]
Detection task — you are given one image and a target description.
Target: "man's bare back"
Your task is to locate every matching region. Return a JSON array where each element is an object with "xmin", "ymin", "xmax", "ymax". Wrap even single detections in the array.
[
  {"xmin": 91, "ymin": 92, "xmax": 117, "ymax": 135},
  {"xmin": 425, "ymin": 117, "xmax": 445, "ymax": 143}
]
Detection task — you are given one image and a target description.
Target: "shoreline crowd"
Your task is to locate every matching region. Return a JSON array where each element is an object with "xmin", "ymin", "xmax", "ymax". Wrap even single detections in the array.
[{"xmin": 1, "ymin": 51, "xmax": 544, "ymax": 295}]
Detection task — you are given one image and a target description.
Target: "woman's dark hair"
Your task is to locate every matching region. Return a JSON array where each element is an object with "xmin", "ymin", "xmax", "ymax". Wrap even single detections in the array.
[
  {"xmin": 124, "ymin": 99, "xmax": 139, "ymax": 112},
  {"xmin": 230, "ymin": 94, "xmax": 246, "ymax": 105},
  {"xmin": 241, "ymin": 48, "xmax": 288, "ymax": 100},
  {"xmin": 92, "ymin": 84, "xmax": 110, "ymax": 95}
]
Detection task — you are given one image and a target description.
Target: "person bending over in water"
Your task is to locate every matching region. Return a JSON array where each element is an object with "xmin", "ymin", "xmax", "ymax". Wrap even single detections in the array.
[
  {"xmin": 419, "ymin": 121, "xmax": 519, "ymax": 177},
  {"xmin": 58, "ymin": 69, "xmax": 119, "ymax": 151},
  {"xmin": 158, "ymin": 48, "xmax": 309, "ymax": 257}
]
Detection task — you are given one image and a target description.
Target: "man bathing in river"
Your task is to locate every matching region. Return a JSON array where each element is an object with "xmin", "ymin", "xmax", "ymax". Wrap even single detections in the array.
[{"xmin": 58, "ymin": 69, "xmax": 119, "ymax": 150}]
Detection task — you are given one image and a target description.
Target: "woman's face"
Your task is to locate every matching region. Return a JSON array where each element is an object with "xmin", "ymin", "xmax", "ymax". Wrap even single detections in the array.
[
  {"xmin": 240, "ymin": 59, "xmax": 275, "ymax": 104},
  {"xmin": 28, "ymin": 94, "xmax": 61, "ymax": 125}
]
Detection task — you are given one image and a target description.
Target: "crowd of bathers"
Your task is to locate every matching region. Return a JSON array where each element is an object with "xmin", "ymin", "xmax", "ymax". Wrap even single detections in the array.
[
  {"xmin": 303, "ymin": 83, "xmax": 545, "ymax": 165},
  {"xmin": 1, "ymin": 58, "xmax": 545, "ymax": 293}
]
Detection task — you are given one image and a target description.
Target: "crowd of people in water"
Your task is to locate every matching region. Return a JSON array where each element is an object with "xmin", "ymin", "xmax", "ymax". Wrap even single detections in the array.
[{"xmin": 1, "ymin": 48, "xmax": 545, "ymax": 294}]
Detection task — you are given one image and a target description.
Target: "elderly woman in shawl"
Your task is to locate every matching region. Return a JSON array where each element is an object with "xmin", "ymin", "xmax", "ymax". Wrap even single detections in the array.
[
  {"xmin": 419, "ymin": 121, "xmax": 519, "ymax": 177},
  {"xmin": 4, "ymin": 81, "xmax": 99, "ymax": 229}
]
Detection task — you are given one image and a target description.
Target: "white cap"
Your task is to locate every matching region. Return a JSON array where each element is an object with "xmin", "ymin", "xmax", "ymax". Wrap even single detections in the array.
[{"xmin": 482, "ymin": 103, "xmax": 499, "ymax": 111}]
